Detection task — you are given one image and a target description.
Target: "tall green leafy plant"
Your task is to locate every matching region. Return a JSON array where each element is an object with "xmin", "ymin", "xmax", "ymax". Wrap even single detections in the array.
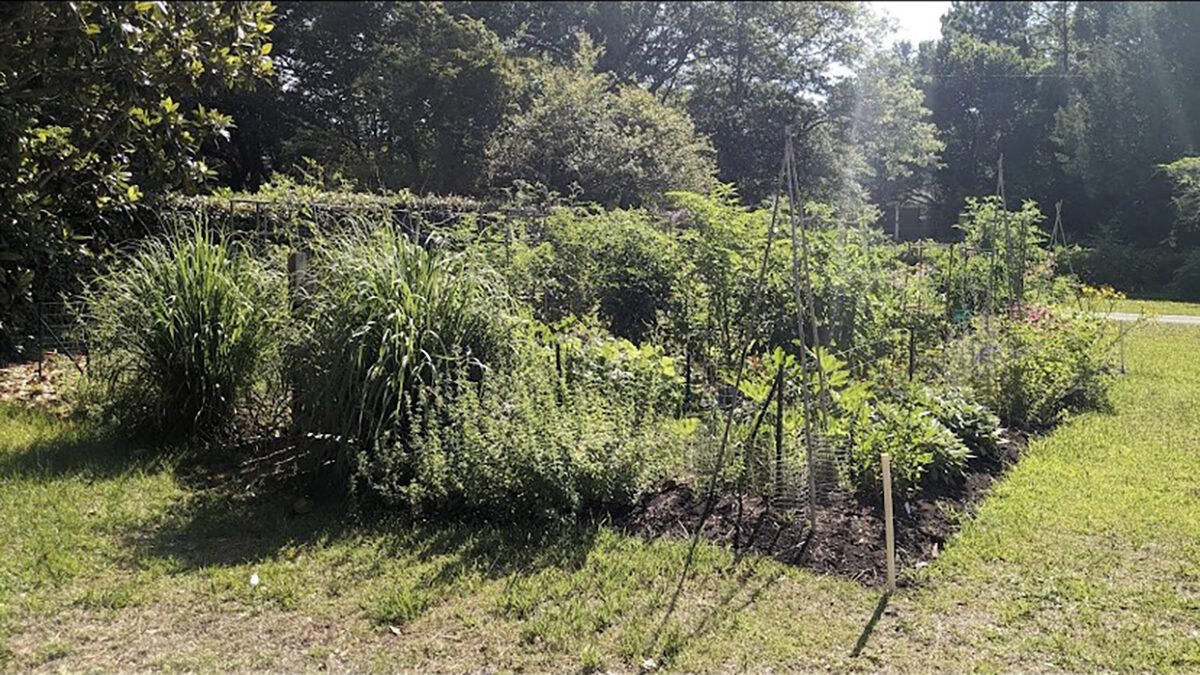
[
  {"xmin": 955, "ymin": 308, "xmax": 1114, "ymax": 430},
  {"xmin": 954, "ymin": 197, "xmax": 1051, "ymax": 310},
  {"xmin": 291, "ymin": 221, "xmax": 516, "ymax": 484},
  {"xmin": 842, "ymin": 400, "xmax": 971, "ymax": 500},
  {"xmin": 84, "ymin": 223, "xmax": 285, "ymax": 439}
]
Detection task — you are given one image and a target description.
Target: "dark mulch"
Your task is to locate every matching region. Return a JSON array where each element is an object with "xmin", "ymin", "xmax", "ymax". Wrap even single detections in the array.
[{"xmin": 619, "ymin": 431, "xmax": 1027, "ymax": 586}]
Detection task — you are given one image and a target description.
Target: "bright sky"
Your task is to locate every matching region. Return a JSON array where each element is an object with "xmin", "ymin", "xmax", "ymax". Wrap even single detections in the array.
[{"xmin": 869, "ymin": 1, "xmax": 952, "ymax": 46}]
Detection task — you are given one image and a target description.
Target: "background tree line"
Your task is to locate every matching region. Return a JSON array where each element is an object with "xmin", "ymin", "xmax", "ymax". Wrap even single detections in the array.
[{"xmin": 3, "ymin": 1, "xmax": 1200, "ymax": 354}]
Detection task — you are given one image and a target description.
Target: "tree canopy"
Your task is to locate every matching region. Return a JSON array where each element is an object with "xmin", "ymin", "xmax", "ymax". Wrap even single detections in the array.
[
  {"xmin": 6, "ymin": 0, "xmax": 1200, "ymax": 351},
  {"xmin": 485, "ymin": 38, "xmax": 715, "ymax": 207},
  {"xmin": 0, "ymin": 1, "xmax": 274, "ymax": 334},
  {"xmin": 921, "ymin": 1, "xmax": 1200, "ymax": 244}
]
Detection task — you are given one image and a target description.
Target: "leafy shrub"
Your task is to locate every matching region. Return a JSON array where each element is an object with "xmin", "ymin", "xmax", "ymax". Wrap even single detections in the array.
[
  {"xmin": 291, "ymin": 221, "xmax": 516, "ymax": 470},
  {"xmin": 556, "ymin": 319, "xmax": 683, "ymax": 416},
  {"xmin": 532, "ymin": 208, "xmax": 683, "ymax": 343},
  {"xmin": 486, "ymin": 37, "xmax": 715, "ymax": 207},
  {"xmin": 961, "ymin": 308, "xmax": 1114, "ymax": 430},
  {"xmin": 394, "ymin": 358, "xmax": 681, "ymax": 519},
  {"xmin": 1067, "ymin": 241, "xmax": 1186, "ymax": 296},
  {"xmin": 1170, "ymin": 248, "xmax": 1200, "ymax": 301},
  {"xmin": 84, "ymin": 224, "xmax": 286, "ymax": 439},
  {"xmin": 918, "ymin": 385, "xmax": 1002, "ymax": 460},
  {"xmin": 469, "ymin": 206, "xmax": 685, "ymax": 344},
  {"xmin": 842, "ymin": 400, "xmax": 971, "ymax": 500}
]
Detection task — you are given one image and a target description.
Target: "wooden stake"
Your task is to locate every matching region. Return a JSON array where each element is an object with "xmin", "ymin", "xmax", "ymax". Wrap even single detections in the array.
[{"xmin": 882, "ymin": 452, "xmax": 897, "ymax": 594}]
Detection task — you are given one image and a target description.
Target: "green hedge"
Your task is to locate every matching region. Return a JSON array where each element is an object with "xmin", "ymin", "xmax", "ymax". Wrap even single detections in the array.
[{"xmin": 1066, "ymin": 243, "xmax": 1187, "ymax": 297}]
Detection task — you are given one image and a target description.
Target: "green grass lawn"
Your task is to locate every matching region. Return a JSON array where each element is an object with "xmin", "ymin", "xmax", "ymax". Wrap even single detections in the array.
[
  {"xmin": 1109, "ymin": 297, "xmax": 1200, "ymax": 316},
  {"xmin": 2, "ymin": 316, "xmax": 1200, "ymax": 672}
]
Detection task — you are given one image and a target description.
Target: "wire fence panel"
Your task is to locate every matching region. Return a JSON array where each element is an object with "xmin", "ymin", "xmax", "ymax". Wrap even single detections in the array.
[{"xmin": 36, "ymin": 301, "xmax": 86, "ymax": 357}]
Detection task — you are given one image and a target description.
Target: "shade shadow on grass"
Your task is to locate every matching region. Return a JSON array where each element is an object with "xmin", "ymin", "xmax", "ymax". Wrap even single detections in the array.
[
  {"xmin": 0, "ymin": 409, "xmax": 180, "ymax": 481},
  {"xmin": 850, "ymin": 593, "xmax": 889, "ymax": 658},
  {"xmin": 131, "ymin": 470, "xmax": 603, "ymax": 584}
]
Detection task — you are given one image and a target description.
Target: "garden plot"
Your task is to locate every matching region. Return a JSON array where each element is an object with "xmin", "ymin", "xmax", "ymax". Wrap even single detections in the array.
[
  {"xmin": 26, "ymin": 182, "xmax": 1132, "ymax": 579},
  {"xmin": 1, "ymin": 320, "xmax": 1197, "ymax": 672}
]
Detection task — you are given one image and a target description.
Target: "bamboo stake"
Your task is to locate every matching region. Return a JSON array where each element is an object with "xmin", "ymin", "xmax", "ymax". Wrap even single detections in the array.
[
  {"xmin": 774, "ymin": 361, "xmax": 785, "ymax": 502},
  {"xmin": 785, "ymin": 131, "xmax": 819, "ymax": 528}
]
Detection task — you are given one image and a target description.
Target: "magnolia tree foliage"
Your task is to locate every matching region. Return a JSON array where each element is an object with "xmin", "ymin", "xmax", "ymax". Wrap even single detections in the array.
[{"xmin": 0, "ymin": 1, "xmax": 275, "ymax": 346}]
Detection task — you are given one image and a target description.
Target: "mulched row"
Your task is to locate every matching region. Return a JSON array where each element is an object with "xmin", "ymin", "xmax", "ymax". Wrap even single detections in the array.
[{"xmin": 619, "ymin": 432, "xmax": 1026, "ymax": 586}]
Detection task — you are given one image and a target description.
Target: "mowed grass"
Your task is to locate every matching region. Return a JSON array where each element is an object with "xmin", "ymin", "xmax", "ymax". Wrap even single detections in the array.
[
  {"xmin": 2, "ymin": 314, "xmax": 1199, "ymax": 672},
  {"xmin": 1110, "ymin": 297, "xmax": 1200, "ymax": 316},
  {"xmin": 871, "ymin": 320, "xmax": 1200, "ymax": 670}
]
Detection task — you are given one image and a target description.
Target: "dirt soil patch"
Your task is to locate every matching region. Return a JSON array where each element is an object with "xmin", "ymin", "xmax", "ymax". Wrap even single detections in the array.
[
  {"xmin": 0, "ymin": 353, "xmax": 84, "ymax": 411},
  {"xmin": 620, "ymin": 432, "xmax": 1026, "ymax": 586}
]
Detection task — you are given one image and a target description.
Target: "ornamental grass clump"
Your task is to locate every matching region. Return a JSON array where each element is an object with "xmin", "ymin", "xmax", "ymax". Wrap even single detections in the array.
[
  {"xmin": 290, "ymin": 221, "xmax": 517, "ymax": 489},
  {"xmin": 84, "ymin": 223, "xmax": 286, "ymax": 440}
]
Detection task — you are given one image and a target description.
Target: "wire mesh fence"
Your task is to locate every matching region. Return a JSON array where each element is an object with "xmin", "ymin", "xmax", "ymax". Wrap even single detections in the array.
[{"xmin": 35, "ymin": 301, "xmax": 86, "ymax": 357}]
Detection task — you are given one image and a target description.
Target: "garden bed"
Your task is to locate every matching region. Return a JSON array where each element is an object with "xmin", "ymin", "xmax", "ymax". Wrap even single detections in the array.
[
  {"xmin": 620, "ymin": 431, "xmax": 1026, "ymax": 586},
  {"xmin": 177, "ymin": 425, "xmax": 1031, "ymax": 588}
]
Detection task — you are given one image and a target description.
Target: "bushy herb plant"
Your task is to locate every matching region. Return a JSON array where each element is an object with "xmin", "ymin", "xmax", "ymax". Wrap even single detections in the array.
[
  {"xmin": 398, "ymin": 357, "xmax": 682, "ymax": 519},
  {"xmin": 958, "ymin": 308, "xmax": 1114, "ymax": 430}
]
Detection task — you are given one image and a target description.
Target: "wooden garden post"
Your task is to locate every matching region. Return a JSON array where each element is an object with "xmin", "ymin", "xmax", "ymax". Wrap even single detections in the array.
[{"xmin": 882, "ymin": 452, "xmax": 897, "ymax": 594}]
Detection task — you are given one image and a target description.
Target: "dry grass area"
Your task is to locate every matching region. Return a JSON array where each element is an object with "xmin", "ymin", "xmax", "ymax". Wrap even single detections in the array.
[
  {"xmin": 2, "ymin": 317, "xmax": 1199, "ymax": 672},
  {"xmin": 0, "ymin": 354, "xmax": 83, "ymax": 412}
]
